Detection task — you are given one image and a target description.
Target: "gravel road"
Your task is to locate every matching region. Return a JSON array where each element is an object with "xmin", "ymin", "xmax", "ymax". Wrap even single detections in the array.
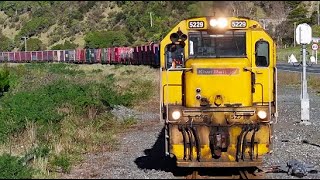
[{"xmin": 59, "ymin": 84, "xmax": 320, "ymax": 179}]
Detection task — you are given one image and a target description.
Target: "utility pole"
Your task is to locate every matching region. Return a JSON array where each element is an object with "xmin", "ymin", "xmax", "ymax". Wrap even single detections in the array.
[
  {"xmin": 149, "ymin": 12, "xmax": 153, "ymax": 27},
  {"xmin": 21, "ymin": 36, "xmax": 28, "ymax": 51},
  {"xmin": 259, "ymin": 19, "xmax": 266, "ymax": 30},
  {"xmin": 294, "ymin": 22, "xmax": 297, "ymax": 47}
]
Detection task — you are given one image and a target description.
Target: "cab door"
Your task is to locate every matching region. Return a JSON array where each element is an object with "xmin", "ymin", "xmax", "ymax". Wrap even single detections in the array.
[
  {"xmin": 251, "ymin": 31, "xmax": 275, "ymax": 105},
  {"xmin": 161, "ymin": 45, "xmax": 184, "ymax": 107}
]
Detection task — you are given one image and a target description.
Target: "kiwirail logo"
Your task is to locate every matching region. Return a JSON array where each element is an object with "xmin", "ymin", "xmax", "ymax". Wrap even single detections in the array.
[{"xmin": 197, "ymin": 68, "xmax": 239, "ymax": 75}]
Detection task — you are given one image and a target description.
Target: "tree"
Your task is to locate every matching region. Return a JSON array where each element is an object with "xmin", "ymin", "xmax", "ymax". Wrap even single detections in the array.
[
  {"xmin": 309, "ymin": 11, "xmax": 318, "ymax": 26},
  {"xmin": 84, "ymin": 30, "xmax": 129, "ymax": 48},
  {"xmin": 21, "ymin": 38, "xmax": 44, "ymax": 51},
  {"xmin": 51, "ymin": 40, "xmax": 78, "ymax": 50},
  {"xmin": 0, "ymin": 33, "xmax": 14, "ymax": 51},
  {"xmin": 287, "ymin": 4, "xmax": 310, "ymax": 24}
]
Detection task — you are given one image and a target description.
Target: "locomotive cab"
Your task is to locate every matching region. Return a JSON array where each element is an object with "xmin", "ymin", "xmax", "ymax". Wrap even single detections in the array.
[{"xmin": 160, "ymin": 16, "xmax": 277, "ymax": 168}]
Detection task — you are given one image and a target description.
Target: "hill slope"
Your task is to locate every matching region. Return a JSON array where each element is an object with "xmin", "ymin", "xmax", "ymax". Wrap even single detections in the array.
[{"xmin": 0, "ymin": 1, "xmax": 318, "ymax": 51}]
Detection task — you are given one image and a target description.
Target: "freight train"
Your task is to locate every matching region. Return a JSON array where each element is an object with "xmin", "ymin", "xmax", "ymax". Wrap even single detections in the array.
[
  {"xmin": 160, "ymin": 16, "xmax": 278, "ymax": 172},
  {"xmin": 0, "ymin": 43, "xmax": 160, "ymax": 67},
  {"xmin": 0, "ymin": 16, "xmax": 278, "ymax": 176}
]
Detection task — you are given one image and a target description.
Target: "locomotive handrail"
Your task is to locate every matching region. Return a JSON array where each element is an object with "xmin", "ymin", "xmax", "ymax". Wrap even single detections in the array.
[
  {"xmin": 244, "ymin": 66, "xmax": 277, "ymax": 124},
  {"xmin": 164, "ymin": 67, "xmax": 193, "ymax": 123},
  {"xmin": 274, "ymin": 67, "xmax": 278, "ymax": 124},
  {"xmin": 167, "ymin": 67, "xmax": 193, "ymax": 71}
]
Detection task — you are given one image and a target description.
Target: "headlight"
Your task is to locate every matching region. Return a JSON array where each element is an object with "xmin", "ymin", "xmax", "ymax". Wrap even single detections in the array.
[
  {"xmin": 172, "ymin": 110, "xmax": 181, "ymax": 120},
  {"xmin": 257, "ymin": 110, "xmax": 267, "ymax": 119},
  {"xmin": 209, "ymin": 19, "xmax": 218, "ymax": 27},
  {"xmin": 210, "ymin": 18, "xmax": 228, "ymax": 28},
  {"xmin": 217, "ymin": 18, "xmax": 228, "ymax": 28}
]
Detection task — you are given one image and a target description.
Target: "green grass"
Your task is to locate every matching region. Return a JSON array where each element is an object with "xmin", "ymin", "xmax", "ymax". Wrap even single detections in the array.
[
  {"xmin": 0, "ymin": 153, "xmax": 33, "ymax": 179},
  {"xmin": 277, "ymin": 45, "xmax": 320, "ymax": 63}
]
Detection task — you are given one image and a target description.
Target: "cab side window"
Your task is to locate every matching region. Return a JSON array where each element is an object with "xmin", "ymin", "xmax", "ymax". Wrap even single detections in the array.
[
  {"xmin": 255, "ymin": 41, "xmax": 269, "ymax": 67},
  {"xmin": 165, "ymin": 45, "xmax": 184, "ymax": 69}
]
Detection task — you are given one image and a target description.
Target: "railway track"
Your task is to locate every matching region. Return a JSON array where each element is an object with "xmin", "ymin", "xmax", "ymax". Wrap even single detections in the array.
[{"xmin": 184, "ymin": 167, "xmax": 265, "ymax": 179}]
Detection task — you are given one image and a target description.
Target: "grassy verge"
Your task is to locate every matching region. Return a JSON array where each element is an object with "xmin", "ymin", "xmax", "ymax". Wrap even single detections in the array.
[
  {"xmin": 0, "ymin": 63, "xmax": 157, "ymax": 178},
  {"xmin": 277, "ymin": 71, "xmax": 320, "ymax": 94},
  {"xmin": 277, "ymin": 46, "xmax": 320, "ymax": 63}
]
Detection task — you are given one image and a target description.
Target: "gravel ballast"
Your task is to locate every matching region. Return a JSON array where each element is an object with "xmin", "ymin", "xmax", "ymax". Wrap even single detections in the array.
[{"xmin": 60, "ymin": 85, "xmax": 320, "ymax": 179}]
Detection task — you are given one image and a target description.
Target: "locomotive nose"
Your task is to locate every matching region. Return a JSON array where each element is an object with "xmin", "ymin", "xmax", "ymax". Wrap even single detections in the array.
[{"xmin": 184, "ymin": 60, "xmax": 252, "ymax": 108}]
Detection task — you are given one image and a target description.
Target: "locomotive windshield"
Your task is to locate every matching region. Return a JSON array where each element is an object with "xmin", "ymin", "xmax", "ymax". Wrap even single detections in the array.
[{"xmin": 189, "ymin": 31, "xmax": 246, "ymax": 58}]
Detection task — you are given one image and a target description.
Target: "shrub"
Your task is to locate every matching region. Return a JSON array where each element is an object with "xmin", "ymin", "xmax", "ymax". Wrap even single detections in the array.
[
  {"xmin": 0, "ymin": 65, "xmax": 10, "ymax": 94},
  {"xmin": 84, "ymin": 30, "xmax": 129, "ymax": 48},
  {"xmin": 51, "ymin": 40, "xmax": 78, "ymax": 50},
  {"xmin": 0, "ymin": 153, "xmax": 33, "ymax": 179},
  {"xmin": 20, "ymin": 38, "xmax": 44, "ymax": 51}
]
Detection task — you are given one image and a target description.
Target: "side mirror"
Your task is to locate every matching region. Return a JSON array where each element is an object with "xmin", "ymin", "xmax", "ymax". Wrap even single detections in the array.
[
  {"xmin": 170, "ymin": 33, "xmax": 179, "ymax": 43},
  {"xmin": 167, "ymin": 43, "xmax": 185, "ymax": 52},
  {"xmin": 167, "ymin": 43, "xmax": 177, "ymax": 52}
]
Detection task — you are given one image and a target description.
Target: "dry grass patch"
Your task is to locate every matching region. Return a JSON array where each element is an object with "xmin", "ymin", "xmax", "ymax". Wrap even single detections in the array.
[
  {"xmin": 277, "ymin": 71, "xmax": 301, "ymax": 87},
  {"xmin": 278, "ymin": 71, "xmax": 320, "ymax": 93}
]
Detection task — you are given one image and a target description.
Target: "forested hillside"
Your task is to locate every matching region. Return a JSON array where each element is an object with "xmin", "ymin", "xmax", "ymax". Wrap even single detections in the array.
[{"xmin": 0, "ymin": 1, "xmax": 319, "ymax": 51}]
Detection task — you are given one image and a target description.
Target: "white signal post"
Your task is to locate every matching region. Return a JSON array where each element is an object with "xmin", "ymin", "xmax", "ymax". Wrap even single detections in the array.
[{"xmin": 296, "ymin": 23, "xmax": 312, "ymax": 125}]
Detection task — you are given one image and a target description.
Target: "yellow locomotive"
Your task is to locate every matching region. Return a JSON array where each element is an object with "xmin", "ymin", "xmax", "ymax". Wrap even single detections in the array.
[{"xmin": 159, "ymin": 16, "xmax": 278, "ymax": 168}]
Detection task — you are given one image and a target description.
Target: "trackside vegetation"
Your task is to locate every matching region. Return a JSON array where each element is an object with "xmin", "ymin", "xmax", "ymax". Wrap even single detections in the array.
[{"xmin": 0, "ymin": 63, "xmax": 155, "ymax": 178}]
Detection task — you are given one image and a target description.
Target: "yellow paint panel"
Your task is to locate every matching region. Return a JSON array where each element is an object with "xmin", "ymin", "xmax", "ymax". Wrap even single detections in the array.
[
  {"xmin": 251, "ymin": 30, "xmax": 275, "ymax": 104},
  {"xmin": 172, "ymin": 144, "xmax": 270, "ymax": 161},
  {"xmin": 184, "ymin": 59, "xmax": 252, "ymax": 107},
  {"xmin": 161, "ymin": 71, "xmax": 183, "ymax": 105}
]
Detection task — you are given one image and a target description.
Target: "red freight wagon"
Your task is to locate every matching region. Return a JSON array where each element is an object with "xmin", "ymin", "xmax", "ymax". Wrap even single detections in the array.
[
  {"xmin": 0, "ymin": 52, "xmax": 3, "ymax": 61},
  {"xmin": 113, "ymin": 47, "xmax": 120, "ymax": 64},
  {"xmin": 14, "ymin": 52, "xmax": 21, "ymax": 62},
  {"xmin": 132, "ymin": 47, "xmax": 138, "ymax": 65},
  {"xmin": 20, "ymin": 52, "xmax": 26, "ymax": 62},
  {"xmin": 128, "ymin": 48, "xmax": 134, "ymax": 64},
  {"xmin": 70, "ymin": 50, "xmax": 75, "ymax": 62},
  {"xmin": 42, "ymin": 51, "xmax": 48, "ymax": 61},
  {"xmin": 118, "ymin": 47, "xmax": 126, "ymax": 64},
  {"xmin": 31, "ymin": 52, "xmax": 37, "ymax": 61},
  {"xmin": 25, "ymin": 52, "xmax": 32, "ymax": 62},
  {"xmin": 120, "ymin": 47, "xmax": 134, "ymax": 64},
  {"xmin": 53, "ymin": 51, "xmax": 59, "ymax": 62},
  {"xmin": 67, "ymin": 50, "xmax": 75, "ymax": 62},
  {"xmin": 144, "ymin": 45, "xmax": 149, "ymax": 66},
  {"xmin": 46, "ymin": 51, "xmax": 53, "ymax": 62},
  {"xmin": 42, "ymin": 51, "xmax": 49, "ymax": 62},
  {"xmin": 94, "ymin": 49, "xmax": 102, "ymax": 63},
  {"xmin": 152, "ymin": 43, "xmax": 160, "ymax": 67},
  {"xmin": 124, "ymin": 47, "xmax": 134, "ymax": 65},
  {"xmin": 139, "ymin": 46, "xmax": 144, "ymax": 65},
  {"xmin": 102, "ymin": 48, "xmax": 111, "ymax": 64},
  {"xmin": 59, "ymin": 50, "xmax": 65, "ymax": 62},
  {"xmin": 36, "ymin": 51, "xmax": 43, "ymax": 61},
  {"xmin": 8, "ymin": 52, "xmax": 14, "ymax": 62},
  {"xmin": 109, "ymin": 48, "xmax": 115, "ymax": 64},
  {"xmin": 76, "ymin": 49, "xmax": 85, "ymax": 63},
  {"xmin": 3, "ymin": 52, "xmax": 9, "ymax": 61}
]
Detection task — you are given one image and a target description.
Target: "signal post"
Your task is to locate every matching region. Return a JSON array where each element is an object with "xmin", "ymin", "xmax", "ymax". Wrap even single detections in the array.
[{"xmin": 295, "ymin": 23, "xmax": 312, "ymax": 125}]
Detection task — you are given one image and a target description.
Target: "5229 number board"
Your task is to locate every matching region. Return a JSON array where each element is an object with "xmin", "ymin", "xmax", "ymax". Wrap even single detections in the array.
[
  {"xmin": 231, "ymin": 20, "xmax": 247, "ymax": 28},
  {"xmin": 188, "ymin": 21, "xmax": 205, "ymax": 29}
]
